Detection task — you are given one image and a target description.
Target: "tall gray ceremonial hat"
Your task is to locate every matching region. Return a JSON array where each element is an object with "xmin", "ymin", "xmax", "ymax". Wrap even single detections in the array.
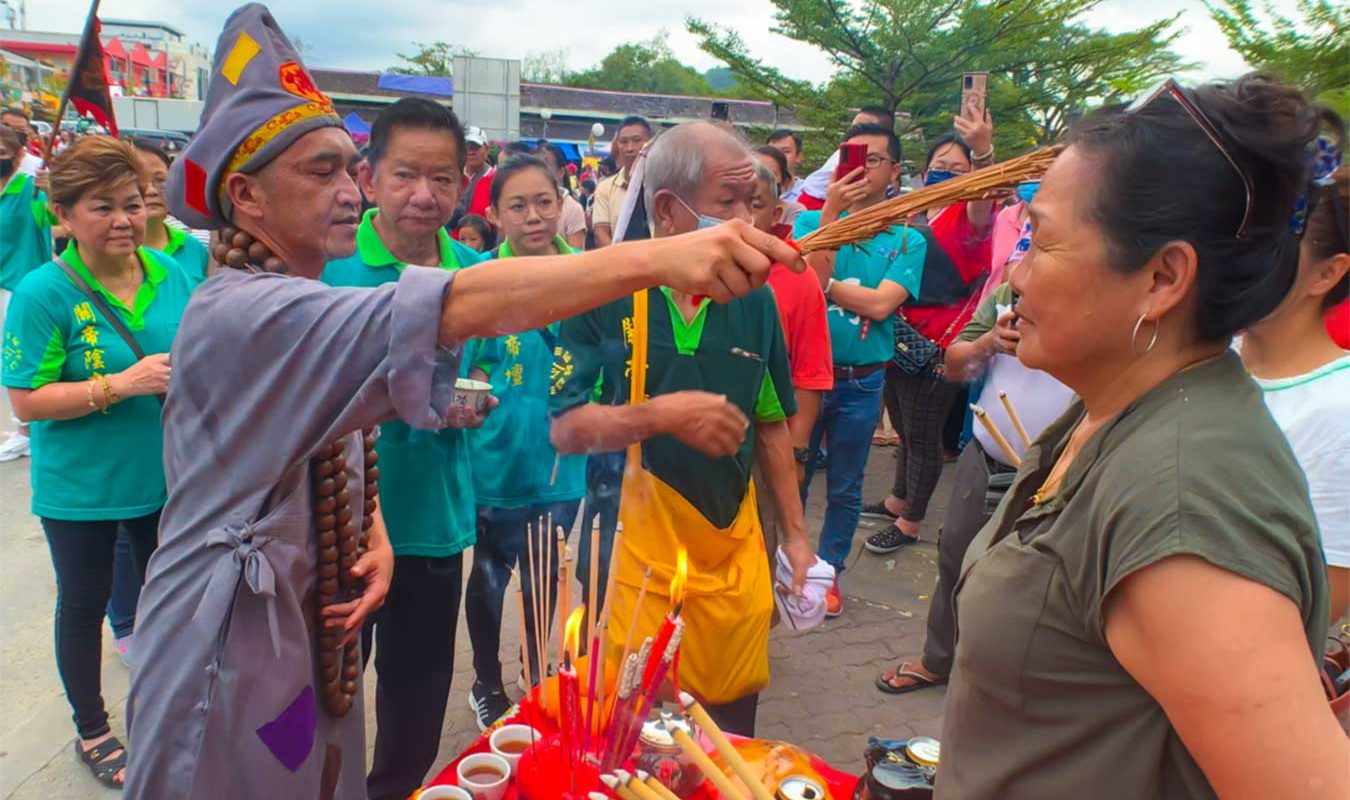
[{"xmin": 167, "ymin": 3, "xmax": 343, "ymax": 229}]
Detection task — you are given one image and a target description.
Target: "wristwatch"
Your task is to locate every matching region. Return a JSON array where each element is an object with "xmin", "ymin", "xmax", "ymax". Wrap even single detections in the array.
[{"xmin": 793, "ymin": 446, "xmax": 812, "ymax": 465}]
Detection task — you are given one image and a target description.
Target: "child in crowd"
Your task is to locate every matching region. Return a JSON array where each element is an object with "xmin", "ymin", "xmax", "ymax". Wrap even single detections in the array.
[{"xmin": 456, "ymin": 213, "xmax": 494, "ymax": 253}]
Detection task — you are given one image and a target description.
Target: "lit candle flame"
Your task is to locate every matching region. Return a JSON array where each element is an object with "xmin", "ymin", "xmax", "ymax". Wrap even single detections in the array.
[
  {"xmin": 669, "ymin": 547, "xmax": 687, "ymax": 610},
  {"xmin": 564, "ymin": 604, "xmax": 585, "ymax": 663}
]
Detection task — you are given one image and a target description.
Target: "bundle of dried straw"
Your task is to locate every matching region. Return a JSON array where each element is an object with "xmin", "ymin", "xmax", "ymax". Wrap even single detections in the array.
[{"xmin": 795, "ymin": 144, "xmax": 1065, "ymax": 254}]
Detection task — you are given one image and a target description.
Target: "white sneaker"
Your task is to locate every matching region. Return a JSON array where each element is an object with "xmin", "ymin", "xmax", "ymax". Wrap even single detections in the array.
[{"xmin": 0, "ymin": 432, "xmax": 29, "ymax": 462}]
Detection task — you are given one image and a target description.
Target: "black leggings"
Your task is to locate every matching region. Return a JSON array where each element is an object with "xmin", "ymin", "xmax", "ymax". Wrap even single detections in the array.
[
  {"xmin": 883, "ymin": 367, "xmax": 963, "ymax": 522},
  {"xmin": 42, "ymin": 512, "xmax": 159, "ymax": 740},
  {"xmin": 706, "ymin": 693, "xmax": 760, "ymax": 738}
]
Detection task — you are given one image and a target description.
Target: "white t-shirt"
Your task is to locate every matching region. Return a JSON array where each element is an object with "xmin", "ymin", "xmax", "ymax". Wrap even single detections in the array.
[
  {"xmin": 1255, "ymin": 353, "xmax": 1350, "ymax": 568},
  {"xmin": 973, "ymin": 302, "xmax": 1077, "ymax": 466},
  {"xmin": 17, "ymin": 151, "xmax": 42, "ymax": 177}
]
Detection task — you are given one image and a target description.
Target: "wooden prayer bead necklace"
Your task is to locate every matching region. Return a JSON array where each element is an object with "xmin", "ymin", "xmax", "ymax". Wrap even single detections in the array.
[{"xmin": 217, "ymin": 226, "xmax": 380, "ymax": 717}]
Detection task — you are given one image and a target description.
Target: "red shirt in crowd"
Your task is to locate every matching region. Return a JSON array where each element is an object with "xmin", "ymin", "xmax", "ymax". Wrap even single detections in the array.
[
  {"xmin": 1328, "ymin": 298, "xmax": 1350, "ymax": 349},
  {"xmin": 766, "ymin": 263, "xmax": 835, "ymax": 391},
  {"xmin": 902, "ymin": 201, "xmax": 992, "ymax": 347}
]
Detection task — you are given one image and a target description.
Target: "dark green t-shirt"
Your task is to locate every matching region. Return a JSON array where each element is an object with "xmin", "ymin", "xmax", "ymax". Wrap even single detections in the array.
[
  {"xmin": 941, "ymin": 352, "xmax": 1327, "ymax": 800},
  {"xmin": 2, "ymin": 243, "xmax": 196, "ymax": 520},
  {"xmin": 551, "ymin": 286, "xmax": 796, "ymax": 528}
]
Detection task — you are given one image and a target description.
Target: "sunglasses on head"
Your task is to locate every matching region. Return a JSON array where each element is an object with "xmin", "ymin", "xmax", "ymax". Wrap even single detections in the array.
[{"xmin": 1127, "ymin": 78, "xmax": 1255, "ymax": 239}]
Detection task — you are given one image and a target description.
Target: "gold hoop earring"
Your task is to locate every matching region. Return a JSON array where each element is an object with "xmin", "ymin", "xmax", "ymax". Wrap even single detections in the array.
[{"xmin": 1131, "ymin": 314, "xmax": 1159, "ymax": 356}]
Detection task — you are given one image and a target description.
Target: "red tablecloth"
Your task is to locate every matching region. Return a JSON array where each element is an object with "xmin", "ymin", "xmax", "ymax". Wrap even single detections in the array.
[{"xmin": 427, "ymin": 702, "xmax": 859, "ymax": 799}]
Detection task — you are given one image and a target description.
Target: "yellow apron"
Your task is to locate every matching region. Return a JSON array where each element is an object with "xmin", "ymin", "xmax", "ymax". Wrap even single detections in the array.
[{"xmin": 604, "ymin": 289, "xmax": 774, "ymax": 705}]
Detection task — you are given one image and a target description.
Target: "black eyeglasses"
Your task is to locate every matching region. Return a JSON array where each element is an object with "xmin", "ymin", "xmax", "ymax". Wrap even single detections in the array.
[{"xmin": 1127, "ymin": 78, "xmax": 1255, "ymax": 239}]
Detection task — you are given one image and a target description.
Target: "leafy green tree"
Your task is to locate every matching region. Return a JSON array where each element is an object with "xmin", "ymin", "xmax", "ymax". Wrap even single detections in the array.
[
  {"xmin": 389, "ymin": 41, "xmax": 478, "ymax": 76},
  {"xmin": 690, "ymin": 0, "xmax": 1187, "ymax": 156},
  {"xmin": 565, "ymin": 31, "xmax": 715, "ymax": 96},
  {"xmin": 1205, "ymin": 0, "xmax": 1349, "ymax": 115}
]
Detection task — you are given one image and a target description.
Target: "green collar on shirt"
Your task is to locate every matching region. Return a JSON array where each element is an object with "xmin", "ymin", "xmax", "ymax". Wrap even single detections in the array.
[
  {"xmin": 59, "ymin": 241, "xmax": 167, "ymax": 330},
  {"xmin": 659, "ymin": 286, "xmax": 711, "ymax": 356},
  {"xmin": 355, "ymin": 207, "xmax": 461, "ymax": 270},
  {"xmin": 163, "ymin": 222, "xmax": 189, "ymax": 255},
  {"xmin": 2, "ymin": 172, "xmax": 29, "ymax": 196},
  {"xmin": 495, "ymin": 236, "xmax": 576, "ymax": 259}
]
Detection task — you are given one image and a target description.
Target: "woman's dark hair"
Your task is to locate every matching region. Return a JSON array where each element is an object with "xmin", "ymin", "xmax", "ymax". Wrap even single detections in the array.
[
  {"xmin": 1307, "ymin": 166, "xmax": 1349, "ymax": 309},
  {"xmin": 457, "ymin": 214, "xmax": 495, "ymax": 250},
  {"xmin": 489, "ymin": 154, "xmax": 558, "ymax": 208},
  {"xmin": 368, "ymin": 97, "xmax": 466, "ymax": 171},
  {"xmin": 924, "ymin": 132, "xmax": 971, "ymax": 171},
  {"xmin": 130, "ymin": 138, "xmax": 171, "ymax": 169},
  {"xmin": 1069, "ymin": 72, "xmax": 1338, "ymax": 341},
  {"xmin": 845, "ymin": 122, "xmax": 901, "ymax": 163},
  {"xmin": 755, "ymin": 145, "xmax": 790, "ymax": 186},
  {"xmin": 0, "ymin": 124, "xmax": 20, "ymax": 153},
  {"xmin": 582, "ymin": 178, "xmax": 596, "ymax": 193}
]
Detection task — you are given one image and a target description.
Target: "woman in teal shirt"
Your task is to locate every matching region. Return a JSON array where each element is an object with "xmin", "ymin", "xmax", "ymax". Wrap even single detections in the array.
[
  {"xmin": 131, "ymin": 140, "xmax": 210, "ymax": 285},
  {"xmin": 464, "ymin": 155, "xmax": 588, "ymax": 729},
  {"xmin": 0, "ymin": 125, "xmax": 53, "ymax": 463},
  {"xmin": 1, "ymin": 136, "xmax": 195, "ymax": 788}
]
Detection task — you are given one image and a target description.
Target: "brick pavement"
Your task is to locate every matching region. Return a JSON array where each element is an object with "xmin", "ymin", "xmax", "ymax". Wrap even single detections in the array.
[{"xmin": 0, "ymin": 438, "xmax": 951, "ymax": 796}]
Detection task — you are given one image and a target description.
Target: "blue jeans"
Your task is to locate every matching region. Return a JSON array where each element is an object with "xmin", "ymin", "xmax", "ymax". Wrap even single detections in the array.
[
  {"xmin": 578, "ymin": 450, "xmax": 624, "ymax": 609},
  {"xmin": 105, "ymin": 529, "xmax": 141, "ymax": 640},
  {"xmin": 802, "ymin": 369, "xmax": 885, "ymax": 572},
  {"xmin": 466, "ymin": 499, "xmax": 582, "ymax": 687}
]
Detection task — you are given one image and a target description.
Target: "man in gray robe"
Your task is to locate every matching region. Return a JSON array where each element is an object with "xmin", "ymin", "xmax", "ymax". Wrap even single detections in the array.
[{"xmin": 124, "ymin": 6, "xmax": 802, "ymax": 799}]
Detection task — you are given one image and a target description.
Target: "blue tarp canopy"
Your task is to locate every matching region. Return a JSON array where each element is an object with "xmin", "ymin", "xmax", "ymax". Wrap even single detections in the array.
[
  {"xmin": 343, "ymin": 112, "xmax": 371, "ymax": 137},
  {"xmin": 376, "ymin": 73, "xmax": 454, "ymax": 97}
]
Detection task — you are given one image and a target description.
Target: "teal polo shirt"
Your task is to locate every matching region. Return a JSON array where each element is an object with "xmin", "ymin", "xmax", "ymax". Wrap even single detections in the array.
[
  {"xmin": 162, "ymin": 224, "xmax": 210, "ymax": 286},
  {"xmin": 321, "ymin": 208, "xmax": 485, "ymax": 557},
  {"xmin": 465, "ymin": 237, "xmax": 587, "ymax": 509},
  {"xmin": 793, "ymin": 209, "xmax": 927, "ymax": 366},
  {"xmin": 0, "ymin": 173, "xmax": 54, "ymax": 291},
  {"xmin": 2, "ymin": 242, "xmax": 195, "ymax": 520}
]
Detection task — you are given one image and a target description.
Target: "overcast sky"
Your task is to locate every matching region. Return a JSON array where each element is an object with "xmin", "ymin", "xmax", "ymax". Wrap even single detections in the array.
[{"xmin": 25, "ymin": 0, "xmax": 1303, "ymax": 85}]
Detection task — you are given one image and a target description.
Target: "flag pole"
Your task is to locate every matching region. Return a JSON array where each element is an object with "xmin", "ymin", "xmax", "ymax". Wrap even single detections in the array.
[{"xmin": 44, "ymin": 0, "xmax": 104, "ymax": 161}]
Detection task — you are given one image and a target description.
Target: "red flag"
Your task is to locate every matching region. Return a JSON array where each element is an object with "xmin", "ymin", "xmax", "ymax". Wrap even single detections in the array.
[{"xmin": 50, "ymin": 0, "xmax": 118, "ymax": 152}]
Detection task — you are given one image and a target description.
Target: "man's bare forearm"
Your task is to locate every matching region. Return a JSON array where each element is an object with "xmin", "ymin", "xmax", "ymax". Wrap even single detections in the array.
[
  {"xmin": 551, "ymin": 401, "xmax": 663, "ymax": 455},
  {"xmin": 755, "ymin": 420, "xmax": 808, "ymax": 546}
]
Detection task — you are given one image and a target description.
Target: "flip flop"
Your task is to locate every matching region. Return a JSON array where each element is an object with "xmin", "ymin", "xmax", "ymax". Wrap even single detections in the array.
[
  {"xmin": 75, "ymin": 735, "xmax": 127, "ymax": 788},
  {"xmin": 875, "ymin": 661, "xmax": 947, "ymax": 695}
]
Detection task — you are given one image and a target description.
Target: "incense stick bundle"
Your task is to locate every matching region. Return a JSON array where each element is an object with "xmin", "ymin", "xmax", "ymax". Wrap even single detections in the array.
[
  {"xmin": 998, "ymin": 390, "xmax": 1033, "ymax": 449},
  {"xmin": 524, "ymin": 522, "xmax": 543, "ymax": 683},
  {"xmin": 543, "ymin": 516, "xmax": 554, "ymax": 674},
  {"xmin": 558, "ymin": 531, "xmax": 572, "ymax": 674},
  {"xmin": 616, "ymin": 566, "xmax": 653, "ymax": 688},
  {"xmin": 587, "ymin": 523, "xmax": 601, "ymax": 648},
  {"xmin": 796, "ymin": 144, "xmax": 1064, "ymax": 254},
  {"xmin": 972, "ymin": 404, "xmax": 1021, "ymax": 467}
]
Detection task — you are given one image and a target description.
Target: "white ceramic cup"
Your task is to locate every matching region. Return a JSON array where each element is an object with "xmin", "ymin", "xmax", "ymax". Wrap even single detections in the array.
[
  {"xmin": 456, "ymin": 752, "xmax": 510, "ymax": 800},
  {"xmin": 416, "ymin": 786, "xmax": 473, "ymax": 800},
  {"xmin": 452, "ymin": 378, "xmax": 492, "ymax": 414},
  {"xmin": 488, "ymin": 723, "xmax": 541, "ymax": 772}
]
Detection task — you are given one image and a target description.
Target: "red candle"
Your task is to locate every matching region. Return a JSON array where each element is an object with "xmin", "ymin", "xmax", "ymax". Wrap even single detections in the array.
[
  {"xmin": 642, "ymin": 548, "xmax": 687, "ymax": 689},
  {"xmin": 560, "ymin": 605, "xmax": 586, "ymax": 787}
]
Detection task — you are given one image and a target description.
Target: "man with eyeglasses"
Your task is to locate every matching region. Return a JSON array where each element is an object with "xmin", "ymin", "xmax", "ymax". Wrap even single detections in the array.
[{"xmin": 795, "ymin": 122, "xmax": 928, "ymax": 618}]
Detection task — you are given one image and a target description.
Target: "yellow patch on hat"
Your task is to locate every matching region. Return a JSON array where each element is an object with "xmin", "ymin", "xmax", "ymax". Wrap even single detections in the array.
[{"xmin": 220, "ymin": 31, "xmax": 262, "ymax": 85}]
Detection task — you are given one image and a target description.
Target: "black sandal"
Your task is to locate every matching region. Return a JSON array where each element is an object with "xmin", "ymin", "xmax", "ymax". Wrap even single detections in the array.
[
  {"xmin": 875, "ymin": 661, "xmax": 948, "ymax": 695},
  {"xmin": 75, "ymin": 736, "xmax": 127, "ymax": 789}
]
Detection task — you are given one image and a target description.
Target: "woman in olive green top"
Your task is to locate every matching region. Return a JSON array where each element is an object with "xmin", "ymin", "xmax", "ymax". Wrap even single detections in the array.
[
  {"xmin": 940, "ymin": 74, "xmax": 1348, "ymax": 800},
  {"xmin": 1, "ymin": 136, "xmax": 194, "ymax": 788}
]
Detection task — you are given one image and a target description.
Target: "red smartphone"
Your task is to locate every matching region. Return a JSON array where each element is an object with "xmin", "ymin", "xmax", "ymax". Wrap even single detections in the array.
[{"xmin": 835, "ymin": 142, "xmax": 868, "ymax": 181}]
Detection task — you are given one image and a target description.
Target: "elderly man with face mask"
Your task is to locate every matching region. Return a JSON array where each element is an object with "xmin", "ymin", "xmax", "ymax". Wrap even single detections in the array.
[
  {"xmin": 123, "ymin": 9, "xmax": 802, "ymax": 800},
  {"xmin": 550, "ymin": 122, "xmax": 815, "ymax": 737}
]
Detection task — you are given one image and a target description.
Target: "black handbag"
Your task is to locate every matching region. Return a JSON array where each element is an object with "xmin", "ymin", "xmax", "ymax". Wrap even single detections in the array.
[{"xmin": 890, "ymin": 315, "xmax": 941, "ymax": 375}]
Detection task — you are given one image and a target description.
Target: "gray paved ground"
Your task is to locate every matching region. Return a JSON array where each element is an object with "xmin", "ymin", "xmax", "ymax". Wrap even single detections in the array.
[{"xmin": 0, "ymin": 404, "xmax": 949, "ymax": 796}]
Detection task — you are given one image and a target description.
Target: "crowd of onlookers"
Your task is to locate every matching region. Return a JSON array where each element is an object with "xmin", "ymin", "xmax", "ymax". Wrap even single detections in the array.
[{"xmin": 2, "ymin": 72, "xmax": 1348, "ymax": 796}]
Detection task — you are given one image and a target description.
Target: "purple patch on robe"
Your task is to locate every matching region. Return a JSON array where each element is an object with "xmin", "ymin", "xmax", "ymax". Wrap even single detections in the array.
[{"xmin": 256, "ymin": 685, "xmax": 317, "ymax": 772}]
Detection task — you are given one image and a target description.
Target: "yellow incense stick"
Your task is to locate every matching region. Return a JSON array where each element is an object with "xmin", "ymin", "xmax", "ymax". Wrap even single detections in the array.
[
  {"xmin": 998, "ymin": 390, "xmax": 1033, "ymax": 450},
  {"xmin": 667, "ymin": 723, "xmax": 748, "ymax": 800},
  {"xmin": 972, "ymin": 404, "xmax": 1021, "ymax": 467},
  {"xmin": 680, "ymin": 692, "xmax": 774, "ymax": 800}
]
